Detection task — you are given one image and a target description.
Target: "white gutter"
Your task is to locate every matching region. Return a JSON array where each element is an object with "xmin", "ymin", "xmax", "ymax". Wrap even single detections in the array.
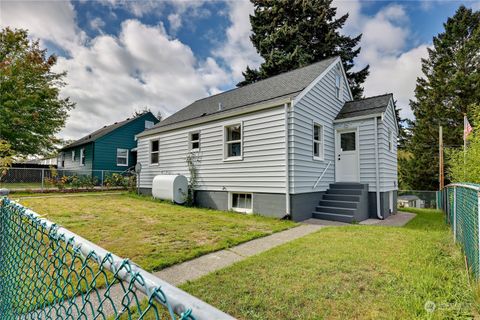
[
  {"xmin": 373, "ymin": 116, "xmax": 383, "ymax": 219},
  {"xmin": 284, "ymin": 102, "xmax": 291, "ymax": 216},
  {"xmin": 333, "ymin": 113, "xmax": 384, "ymax": 124}
]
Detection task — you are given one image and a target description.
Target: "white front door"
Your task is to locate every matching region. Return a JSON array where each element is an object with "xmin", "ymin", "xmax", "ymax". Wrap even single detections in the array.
[{"xmin": 335, "ymin": 129, "xmax": 359, "ymax": 182}]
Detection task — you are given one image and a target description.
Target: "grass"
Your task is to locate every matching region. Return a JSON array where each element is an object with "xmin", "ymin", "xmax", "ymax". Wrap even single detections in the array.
[
  {"xmin": 0, "ymin": 182, "xmax": 43, "ymax": 190},
  {"xmin": 175, "ymin": 208, "xmax": 479, "ymax": 319},
  {"xmin": 17, "ymin": 193, "xmax": 295, "ymax": 272}
]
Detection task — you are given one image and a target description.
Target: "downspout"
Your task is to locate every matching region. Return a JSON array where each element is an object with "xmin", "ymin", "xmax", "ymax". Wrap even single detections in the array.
[
  {"xmin": 373, "ymin": 116, "xmax": 383, "ymax": 219},
  {"xmin": 284, "ymin": 102, "xmax": 291, "ymax": 217}
]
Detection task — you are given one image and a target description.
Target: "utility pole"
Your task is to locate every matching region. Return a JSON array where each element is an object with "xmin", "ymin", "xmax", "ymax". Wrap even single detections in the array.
[{"xmin": 439, "ymin": 126, "xmax": 444, "ymax": 190}]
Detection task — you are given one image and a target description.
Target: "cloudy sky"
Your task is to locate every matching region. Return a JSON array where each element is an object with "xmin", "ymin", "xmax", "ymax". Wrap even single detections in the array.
[{"xmin": 1, "ymin": 0, "xmax": 479, "ymax": 139}]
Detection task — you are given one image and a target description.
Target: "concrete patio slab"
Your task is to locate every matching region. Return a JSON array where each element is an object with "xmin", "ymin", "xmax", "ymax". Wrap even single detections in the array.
[{"xmin": 360, "ymin": 212, "xmax": 416, "ymax": 227}]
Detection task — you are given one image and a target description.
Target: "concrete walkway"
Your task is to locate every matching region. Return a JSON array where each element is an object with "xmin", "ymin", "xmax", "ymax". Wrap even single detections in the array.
[{"xmin": 359, "ymin": 212, "xmax": 416, "ymax": 227}]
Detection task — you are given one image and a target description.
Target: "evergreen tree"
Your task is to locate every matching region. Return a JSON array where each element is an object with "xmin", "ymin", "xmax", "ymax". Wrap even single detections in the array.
[
  {"xmin": 404, "ymin": 6, "xmax": 480, "ymax": 190},
  {"xmin": 0, "ymin": 28, "xmax": 75, "ymax": 157},
  {"xmin": 238, "ymin": 0, "xmax": 369, "ymax": 99}
]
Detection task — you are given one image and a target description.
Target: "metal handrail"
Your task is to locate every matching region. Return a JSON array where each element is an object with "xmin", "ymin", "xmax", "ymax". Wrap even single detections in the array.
[{"xmin": 313, "ymin": 161, "xmax": 331, "ymax": 189}]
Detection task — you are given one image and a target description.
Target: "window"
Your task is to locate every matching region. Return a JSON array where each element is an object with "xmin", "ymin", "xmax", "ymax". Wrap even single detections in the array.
[
  {"xmin": 116, "ymin": 148, "xmax": 128, "ymax": 166},
  {"xmin": 80, "ymin": 148, "xmax": 86, "ymax": 166},
  {"xmin": 388, "ymin": 130, "xmax": 394, "ymax": 152},
  {"xmin": 313, "ymin": 123, "xmax": 324, "ymax": 160},
  {"xmin": 60, "ymin": 153, "xmax": 65, "ymax": 168},
  {"xmin": 230, "ymin": 193, "xmax": 253, "ymax": 213},
  {"xmin": 150, "ymin": 140, "xmax": 159, "ymax": 164},
  {"xmin": 224, "ymin": 124, "xmax": 242, "ymax": 160},
  {"xmin": 335, "ymin": 73, "xmax": 342, "ymax": 99},
  {"xmin": 71, "ymin": 150, "xmax": 75, "ymax": 162},
  {"xmin": 340, "ymin": 132, "xmax": 356, "ymax": 151},
  {"xmin": 189, "ymin": 132, "xmax": 200, "ymax": 151},
  {"xmin": 145, "ymin": 120, "xmax": 154, "ymax": 129}
]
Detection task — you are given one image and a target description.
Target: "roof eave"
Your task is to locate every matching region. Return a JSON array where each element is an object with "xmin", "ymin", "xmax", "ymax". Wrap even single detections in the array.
[
  {"xmin": 137, "ymin": 96, "xmax": 293, "ymax": 138},
  {"xmin": 333, "ymin": 112, "xmax": 384, "ymax": 123}
]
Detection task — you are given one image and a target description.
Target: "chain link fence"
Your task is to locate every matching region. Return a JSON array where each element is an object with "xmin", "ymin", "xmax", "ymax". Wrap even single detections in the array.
[
  {"xmin": 0, "ymin": 167, "xmax": 136, "ymax": 192},
  {"xmin": 439, "ymin": 183, "xmax": 480, "ymax": 279},
  {"xmin": 0, "ymin": 198, "xmax": 234, "ymax": 319},
  {"xmin": 398, "ymin": 190, "xmax": 438, "ymax": 209}
]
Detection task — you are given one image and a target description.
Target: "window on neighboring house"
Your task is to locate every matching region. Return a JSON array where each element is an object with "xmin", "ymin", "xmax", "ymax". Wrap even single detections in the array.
[
  {"xmin": 71, "ymin": 150, "xmax": 75, "ymax": 162},
  {"xmin": 116, "ymin": 148, "xmax": 128, "ymax": 166},
  {"xmin": 151, "ymin": 140, "xmax": 159, "ymax": 164},
  {"xmin": 230, "ymin": 193, "xmax": 253, "ymax": 214},
  {"xmin": 189, "ymin": 132, "xmax": 200, "ymax": 151},
  {"xmin": 145, "ymin": 120, "xmax": 154, "ymax": 129},
  {"xmin": 80, "ymin": 148, "xmax": 85, "ymax": 166},
  {"xmin": 224, "ymin": 124, "xmax": 242, "ymax": 160},
  {"xmin": 335, "ymin": 74, "xmax": 342, "ymax": 99},
  {"xmin": 60, "ymin": 153, "xmax": 65, "ymax": 168},
  {"xmin": 313, "ymin": 123, "xmax": 324, "ymax": 160}
]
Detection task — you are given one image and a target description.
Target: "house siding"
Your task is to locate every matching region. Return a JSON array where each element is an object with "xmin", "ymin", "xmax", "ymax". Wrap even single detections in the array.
[
  {"xmin": 289, "ymin": 61, "xmax": 351, "ymax": 194},
  {"xmin": 93, "ymin": 113, "xmax": 158, "ymax": 171},
  {"xmin": 137, "ymin": 106, "xmax": 287, "ymax": 194},
  {"xmin": 378, "ymin": 100, "xmax": 398, "ymax": 191},
  {"xmin": 59, "ymin": 143, "xmax": 94, "ymax": 172}
]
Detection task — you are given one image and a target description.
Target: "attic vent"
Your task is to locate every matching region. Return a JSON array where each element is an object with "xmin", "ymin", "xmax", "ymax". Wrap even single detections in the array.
[{"xmin": 218, "ymin": 102, "xmax": 222, "ymax": 111}]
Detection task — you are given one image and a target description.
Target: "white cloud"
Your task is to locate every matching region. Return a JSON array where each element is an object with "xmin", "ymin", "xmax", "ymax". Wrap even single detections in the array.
[
  {"xmin": 53, "ymin": 19, "xmax": 229, "ymax": 139},
  {"xmin": 90, "ymin": 17, "xmax": 106, "ymax": 32},
  {"xmin": 168, "ymin": 13, "xmax": 182, "ymax": 33},
  {"xmin": 214, "ymin": 0, "xmax": 263, "ymax": 83},
  {"xmin": 333, "ymin": 0, "xmax": 429, "ymax": 119},
  {"xmin": 0, "ymin": 0, "xmax": 85, "ymax": 51}
]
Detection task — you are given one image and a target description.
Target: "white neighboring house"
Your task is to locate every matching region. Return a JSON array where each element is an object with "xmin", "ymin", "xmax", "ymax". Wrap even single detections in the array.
[
  {"xmin": 398, "ymin": 195, "xmax": 425, "ymax": 209},
  {"xmin": 136, "ymin": 57, "xmax": 398, "ymax": 222}
]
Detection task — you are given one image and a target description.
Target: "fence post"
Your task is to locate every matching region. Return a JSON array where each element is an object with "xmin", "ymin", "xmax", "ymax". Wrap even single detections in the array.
[
  {"xmin": 478, "ymin": 190, "xmax": 480, "ymax": 272},
  {"xmin": 453, "ymin": 186, "xmax": 457, "ymax": 243},
  {"xmin": 41, "ymin": 169, "xmax": 45, "ymax": 191}
]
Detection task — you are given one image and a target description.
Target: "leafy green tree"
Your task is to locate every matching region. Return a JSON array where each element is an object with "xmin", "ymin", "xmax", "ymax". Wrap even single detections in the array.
[
  {"xmin": 404, "ymin": 6, "xmax": 480, "ymax": 190},
  {"xmin": 0, "ymin": 27, "xmax": 75, "ymax": 157},
  {"xmin": 447, "ymin": 105, "xmax": 480, "ymax": 183},
  {"xmin": 238, "ymin": 0, "xmax": 369, "ymax": 99}
]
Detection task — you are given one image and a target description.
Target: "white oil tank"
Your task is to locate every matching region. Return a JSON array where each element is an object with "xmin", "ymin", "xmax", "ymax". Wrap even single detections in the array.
[{"xmin": 152, "ymin": 175, "xmax": 188, "ymax": 204}]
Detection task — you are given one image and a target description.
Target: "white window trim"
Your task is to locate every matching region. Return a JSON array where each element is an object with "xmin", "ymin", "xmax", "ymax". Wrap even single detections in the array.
[
  {"xmin": 150, "ymin": 139, "xmax": 160, "ymax": 165},
  {"xmin": 228, "ymin": 192, "xmax": 253, "ymax": 214},
  {"xmin": 335, "ymin": 72, "xmax": 342, "ymax": 100},
  {"xmin": 71, "ymin": 150, "xmax": 75, "ymax": 162},
  {"xmin": 116, "ymin": 148, "xmax": 129, "ymax": 167},
  {"xmin": 388, "ymin": 129, "xmax": 394, "ymax": 152},
  {"xmin": 313, "ymin": 122, "xmax": 324, "ymax": 161},
  {"xmin": 145, "ymin": 120, "xmax": 154, "ymax": 129},
  {"xmin": 189, "ymin": 131, "xmax": 200, "ymax": 152},
  {"xmin": 80, "ymin": 148, "xmax": 85, "ymax": 166},
  {"xmin": 223, "ymin": 122, "xmax": 243, "ymax": 161}
]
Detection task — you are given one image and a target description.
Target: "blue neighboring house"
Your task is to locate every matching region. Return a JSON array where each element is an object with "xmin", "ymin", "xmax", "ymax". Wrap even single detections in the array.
[{"xmin": 58, "ymin": 112, "xmax": 159, "ymax": 176}]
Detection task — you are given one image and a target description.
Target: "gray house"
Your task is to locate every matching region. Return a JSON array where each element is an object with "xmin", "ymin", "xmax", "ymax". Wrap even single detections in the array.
[{"xmin": 136, "ymin": 57, "xmax": 398, "ymax": 222}]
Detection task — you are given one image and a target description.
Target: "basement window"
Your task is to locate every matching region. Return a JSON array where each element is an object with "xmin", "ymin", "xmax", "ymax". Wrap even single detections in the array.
[
  {"xmin": 230, "ymin": 193, "xmax": 253, "ymax": 214},
  {"xmin": 224, "ymin": 123, "xmax": 242, "ymax": 160},
  {"xmin": 189, "ymin": 131, "xmax": 200, "ymax": 151},
  {"xmin": 151, "ymin": 140, "xmax": 159, "ymax": 164},
  {"xmin": 116, "ymin": 148, "xmax": 128, "ymax": 166}
]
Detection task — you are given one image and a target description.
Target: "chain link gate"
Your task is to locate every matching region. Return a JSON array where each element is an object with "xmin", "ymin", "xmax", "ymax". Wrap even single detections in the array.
[
  {"xmin": 440, "ymin": 183, "xmax": 480, "ymax": 279},
  {"xmin": 0, "ymin": 198, "xmax": 235, "ymax": 320}
]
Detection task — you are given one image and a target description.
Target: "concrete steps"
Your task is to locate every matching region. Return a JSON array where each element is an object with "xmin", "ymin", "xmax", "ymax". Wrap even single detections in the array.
[{"xmin": 311, "ymin": 183, "xmax": 369, "ymax": 223}]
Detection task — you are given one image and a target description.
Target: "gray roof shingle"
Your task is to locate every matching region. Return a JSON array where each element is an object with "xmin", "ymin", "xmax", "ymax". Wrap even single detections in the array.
[
  {"xmin": 62, "ymin": 113, "xmax": 150, "ymax": 150},
  {"xmin": 152, "ymin": 56, "xmax": 339, "ymax": 129},
  {"xmin": 336, "ymin": 93, "xmax": 393, "ymax": 120}
]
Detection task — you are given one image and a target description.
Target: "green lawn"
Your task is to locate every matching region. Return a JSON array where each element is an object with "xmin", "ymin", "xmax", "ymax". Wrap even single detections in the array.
[
  {"xmin": 177, "ymin": 209, "xmax": 479, "ymax": 319},
  {"xmin": 0, "ymin": 182, "xmax": 43, "ymax": 190},
  {"xmin": 18, "ymin": 193, "xmax": 295, "ymax": 272}
]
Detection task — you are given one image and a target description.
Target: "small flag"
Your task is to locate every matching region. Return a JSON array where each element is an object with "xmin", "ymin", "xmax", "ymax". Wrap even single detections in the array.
[{"xmin": 464, "ymin": 116, "xmax": 473, "ymax": 140}]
